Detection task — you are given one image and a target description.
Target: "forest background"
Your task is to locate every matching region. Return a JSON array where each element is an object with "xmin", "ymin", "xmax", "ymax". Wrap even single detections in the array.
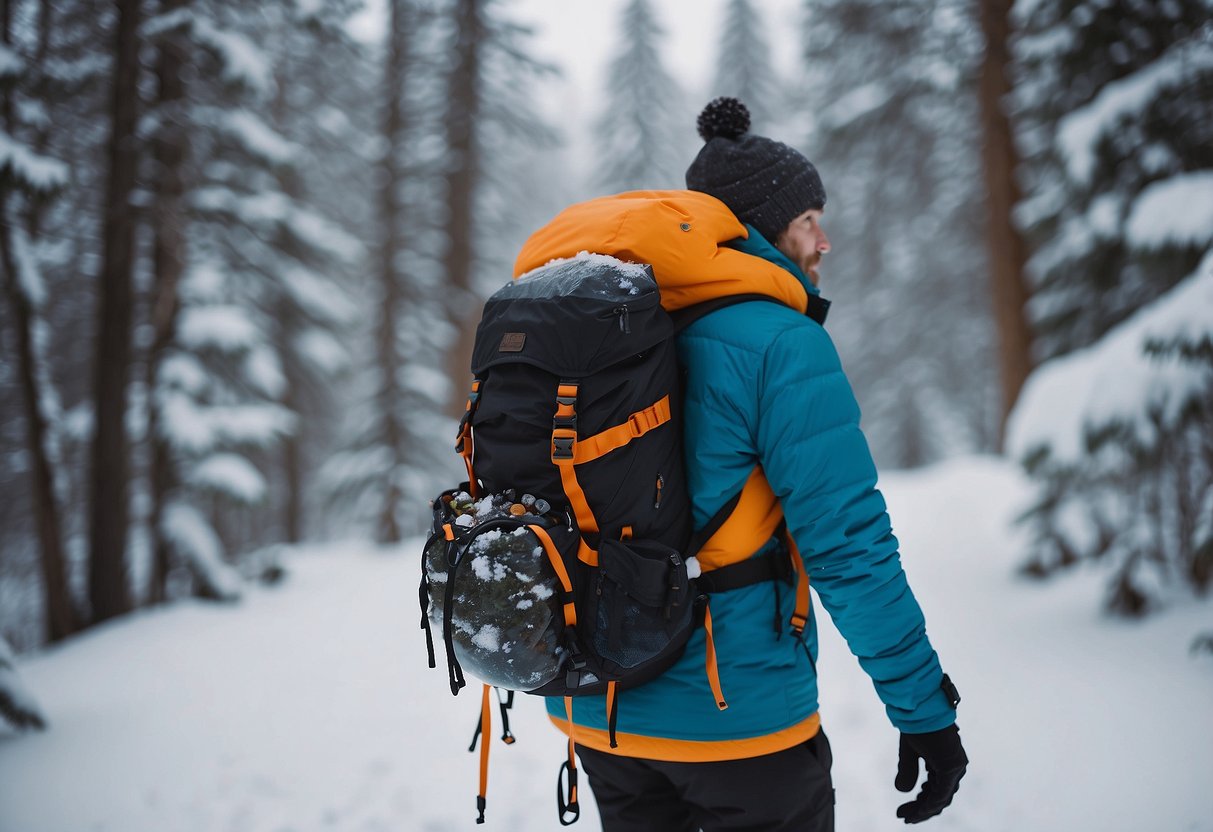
[{"xmin": 1, "ymin": 0, "xmax": 1210, "ymax": 674}]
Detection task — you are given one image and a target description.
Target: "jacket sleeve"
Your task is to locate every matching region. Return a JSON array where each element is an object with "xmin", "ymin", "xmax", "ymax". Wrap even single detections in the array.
[{"xmin": 756, "ymin": 321, "xmax": 956, "ymax": 733}]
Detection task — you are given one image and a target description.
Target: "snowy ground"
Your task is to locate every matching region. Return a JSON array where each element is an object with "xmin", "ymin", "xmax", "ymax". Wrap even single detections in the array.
[{"xmin": 2, "ymin": 456, "xmax": 1211, "ymax": 832}]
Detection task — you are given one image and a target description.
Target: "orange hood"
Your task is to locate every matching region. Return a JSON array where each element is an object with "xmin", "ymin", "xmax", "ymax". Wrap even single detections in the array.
[{"xmin": 512, "ymin": 190, "xmax": 810, "ymax": 315}]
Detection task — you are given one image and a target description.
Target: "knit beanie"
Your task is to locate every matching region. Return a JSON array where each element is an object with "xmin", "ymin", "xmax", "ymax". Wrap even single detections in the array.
[{"xmin": 685, "ymin": 97, "xmax": 826, "ymax": 243}]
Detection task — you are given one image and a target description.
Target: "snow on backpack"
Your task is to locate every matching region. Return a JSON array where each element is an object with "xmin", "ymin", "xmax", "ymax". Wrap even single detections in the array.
[{"xmin": 419, "ymin": 198, "xmax": 818, "ymax": 825}]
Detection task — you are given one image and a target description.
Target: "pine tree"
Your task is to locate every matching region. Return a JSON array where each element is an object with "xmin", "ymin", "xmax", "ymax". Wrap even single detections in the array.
[
  {"xmin": 1008, "ymin": 0, "xmax": 1213, "ymax": 616},
  {"xmin": 594, "ymin": 0, "xmax": 689, "ymax": 193},
  {"xmin": 251, "ymin": 0, "xmax": 368, "ymax": 545},
  {"xmin": 88, "ymin": 0, "xmax": 141, "ymax": 622},
  {"xmin": 978, "ymin": 0, "xmax": 1033, "ymax": 438},
  {"xmin": 709, "ymin": 0, "xmax": 780, "ymax": 133},
  {"xmin": 322, "ymin": 0, "xmax": 455, "ymax": 541},
  {"xmin": 798, "ymin": 0, "xmax": 999, "ymax": 467},
  {"xmin": 441, "ymin": 0, "xmax": 561, "ymax": 416},
  {"xmin": 1011, "ymin": 0, "xmax": 1213, "ymax": 360},
  {"xmin": 0, "ymin": 0, "xmax": 114, "ymax": 649},
  {"xmin": 141, "ymin": 0, "xmax": 349, "ymax": 597},
  {"xmin": 0, "ymin": 0, "xmax": 78, "ymax": 641}
]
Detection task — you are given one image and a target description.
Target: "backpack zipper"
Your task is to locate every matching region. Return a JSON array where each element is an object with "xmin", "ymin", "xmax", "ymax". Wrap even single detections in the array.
[
  {"xmin": 654, "ymin": 473, "xmax": 664, "ymax": 509},
  {"xmin": 613, "ymin": 305, "xmax": 631, "ymax": 333}
]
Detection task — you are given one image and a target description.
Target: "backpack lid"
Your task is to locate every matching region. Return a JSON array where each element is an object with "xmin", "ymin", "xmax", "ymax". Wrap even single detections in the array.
[
  {"xmin": 513, "ymin": 190, "xmax": 809, "ymax": 315},
  {"xmin": 472, "ymin": 254, "xmax": 668, "ymax": 377}
]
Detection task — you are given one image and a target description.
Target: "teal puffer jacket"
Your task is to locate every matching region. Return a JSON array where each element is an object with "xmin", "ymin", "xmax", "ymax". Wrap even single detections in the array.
[{"xmin": 545, "ymin": 228, "xmax": 956, "ymax": 757}]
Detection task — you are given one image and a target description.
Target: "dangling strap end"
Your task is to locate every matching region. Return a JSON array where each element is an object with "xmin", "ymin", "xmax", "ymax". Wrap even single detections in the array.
[
  {"xmin": 606, "ymin": 681, "xmax": 620, "ymax": 749},
  {"xmin": 701, "ymin": 602, "xmax": 729, "ymax": 711},
  {"xmin": 556, "ymin": 759, "xmax": 581, "ymax": 826},
  {"xmin": 476, "ymin": 795, "xmax": 486, "ymax": 824},
  {"xmin": 498, "ymin": 688, "xmax": 516, "ymax": 744}
]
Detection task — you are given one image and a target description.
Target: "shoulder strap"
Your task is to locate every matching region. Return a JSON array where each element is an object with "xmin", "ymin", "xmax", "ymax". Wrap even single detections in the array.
[
  {"xmin": 671, "ymin": 294, "xmax": 780, "ymax": 334},
  {"xmin": 671, "ymin": 293, "xmax": 830, "ymax": 334},
  {"xmin": 685, "ymin": 491, "xmax": 742, "ymax": 560}
]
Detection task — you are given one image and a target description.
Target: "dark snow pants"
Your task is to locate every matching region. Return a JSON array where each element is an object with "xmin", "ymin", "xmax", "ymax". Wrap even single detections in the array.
[{"xmin": 575, "ymin": 730, "xmax": 835, "ymax": 832}]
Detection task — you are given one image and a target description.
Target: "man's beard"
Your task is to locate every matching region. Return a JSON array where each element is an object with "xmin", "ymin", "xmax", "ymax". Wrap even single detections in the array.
[{"xmin": 804, "ymin": 252, "xmax": 823, "ymax": 287}]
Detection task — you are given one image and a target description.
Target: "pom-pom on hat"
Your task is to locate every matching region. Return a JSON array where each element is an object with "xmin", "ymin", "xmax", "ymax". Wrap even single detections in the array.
[{"xmin": 685, "ymin": 97, "xmax": 826, "ymax": 243}]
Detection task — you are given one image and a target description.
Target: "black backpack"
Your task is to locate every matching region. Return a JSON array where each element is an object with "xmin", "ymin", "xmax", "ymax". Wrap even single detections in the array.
[{"xmin": 419, "ymin": 254, "xmax": 797, "ymax": 824}]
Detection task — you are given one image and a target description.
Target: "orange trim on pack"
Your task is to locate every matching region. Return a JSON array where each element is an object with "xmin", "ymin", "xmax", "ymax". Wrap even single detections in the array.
[
  {"xmin": 576, "ymin": 538, "xmax": 599, "ymax": 567},
  {"xmin": 513, "ymin": 190, "xmax": 809, "ymax": 315},
  {"xmin": 551, "ymin": 383, "xmax": 599, "ymax": 538},
  {"xmin": 696, "ymin": 467, "xmax": 785, "ymax": 571},
  {"xmin": 531, "ymin": 525, "xmax": 578, "ymax": 628},
  {"xmin": 547, "ymin": 711, "xmax": 823, "ymax": 763},
  {"xmin": 702, "ymin": 603, "xmax": 728, "ymax": 711},
  {"xmin": 573, "ymin": 396, "xmax": 672, "ymax": 464},
  {"xmin": 478, "ymin": 684, "xmax": 492, "ymax": 806},
  {"xmin": 556, "ymin": 453, "xmax": 598, "ymax": 535}
]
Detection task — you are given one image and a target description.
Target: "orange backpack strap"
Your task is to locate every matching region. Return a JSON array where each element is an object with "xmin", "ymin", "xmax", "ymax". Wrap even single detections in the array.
[
  {"xmin": 474, "ymin": 684, "xmax": 492, "ymax": 823},
  {"xmin": 550, "ymin": 381, "xmax": 599, "ymax": 538},
  {"xmin": 692, "ymin": 467, "xmax": 784, "ymax": 570},
  {"xmin": 531, "ymin": 525, "xmax": 577, "ymax": 629},
  {"xmin": 467, "ymin": 686, "xmax": 517, "ymax": 825},
  {"xmin": 572, "ymin": 395, "xmax": 672, "ymax": 464}
]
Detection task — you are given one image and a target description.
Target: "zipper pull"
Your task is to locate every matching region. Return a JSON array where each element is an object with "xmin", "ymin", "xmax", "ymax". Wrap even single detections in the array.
[
  {"xmin": 654, "ymin": 473, "xmax": 664, "ymax": 509},
  {"xmin": 614, "ymin": 305, "xmax": 630, "ymax": 333}
]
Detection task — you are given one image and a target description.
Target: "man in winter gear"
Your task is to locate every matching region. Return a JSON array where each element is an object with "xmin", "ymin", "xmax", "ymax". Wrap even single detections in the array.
[{"xmin": 515, "ymin": 97, "xmax": 967, "ymax": 830}]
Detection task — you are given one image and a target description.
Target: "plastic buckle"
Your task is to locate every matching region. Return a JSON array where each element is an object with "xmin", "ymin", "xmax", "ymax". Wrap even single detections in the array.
[
  {"xmin": 552, "ymin": 435, "xmax": 575, "ymax": 460},
  {"xmin": 941, "ymin": 673, "xmax": 961, "ymax": 709},
  {"xmin": 564, "ymin": 655, "xmax": 587, "ymax": 689}
]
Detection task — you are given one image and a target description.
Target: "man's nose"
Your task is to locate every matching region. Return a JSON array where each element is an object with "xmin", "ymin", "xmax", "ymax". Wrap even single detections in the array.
[{"xmin": 817, "ymin": 229, "xmax": 830, "ymax": 253}]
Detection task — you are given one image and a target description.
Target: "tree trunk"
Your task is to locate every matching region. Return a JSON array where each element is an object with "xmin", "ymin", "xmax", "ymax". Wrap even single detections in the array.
[
  {"xmin": 442, "ymin": 0, "xmax": 483, "ymax": 415},
  {"xmin": 271, "ymin": 53, "xmax": 306, "ymax": 546},
  {"xmin": 89, "ymin": 0, "xmax": 142, "ymax": 622},
  {"xmin": 374, "ymin": 0, "xmax": 410, "ymax": 543},
  {"xmin": 146, "ymin": 0, "xmax": 191, "ymax": 604},
  {"xmin": 0, "ymin": 218, "xmax": 78, "ymax": 642},
  {"xmin": 0, "ymin": 0, "xmax": 78, "ymax": 643},
  {"xmin": 978, "ymin": 0, "xmax": 1033, "ymax": 446}
]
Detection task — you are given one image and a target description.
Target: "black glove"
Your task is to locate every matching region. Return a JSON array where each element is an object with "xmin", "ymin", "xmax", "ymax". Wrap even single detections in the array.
[{"xmin": 894, "ymin": 723, "xmax": 968, "ymax": 824}]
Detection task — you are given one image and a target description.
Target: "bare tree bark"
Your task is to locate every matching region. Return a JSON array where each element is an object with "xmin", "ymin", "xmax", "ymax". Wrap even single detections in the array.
[
  {"xmin": 146, "ymin": 0, "xmax": 190, "ymax": 604},
  {"xmin": 374, "ymin": 0, "xmax": 410, "ymax": 543},
  {"xmin": 89, "ymin": 0, "xmax": 142, "ymax": 622},
  {"xmin": 442, "ymin": 0, "xmax": 484, "ymax": 416},
  {"xmin": 0, "ymin": 0, "xmax": 78, "ymax": 643},
  {"xmin": 978, "ymin": 0, "xmax": 1034, "ymax": 446}
]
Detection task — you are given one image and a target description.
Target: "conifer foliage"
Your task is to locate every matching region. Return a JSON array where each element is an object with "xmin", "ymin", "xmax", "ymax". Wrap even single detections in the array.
[
  {"xmin": 594, "ymin": 0, "xmax": 690, "ymax": 192},
  {"xmin": 797, "ymin": 0, "xmax": 999, "ymax": 466},
  {"xmin": 709, "ymin": 0, "xmax": 780, "ymax": 133},
  {"xmin": 1008, "ymin": 0, "xmax": 1213, "ymax": 615}
]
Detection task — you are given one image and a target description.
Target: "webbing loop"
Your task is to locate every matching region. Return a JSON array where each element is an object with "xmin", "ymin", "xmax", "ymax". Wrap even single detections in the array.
[{"xmin": 556, "ymin": 696, "xmax": 580, "ymax": 825}]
